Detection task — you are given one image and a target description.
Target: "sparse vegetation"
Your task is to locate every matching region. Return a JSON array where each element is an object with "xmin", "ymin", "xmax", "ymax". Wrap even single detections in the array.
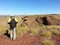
[
  {"xmin": 42, "ymin": 40, "xmax": 54, "ymax": 45},
  {"xmin": 0, "ymin": 15, "xmax": 60, "ymax": 45},
  {"xmin": 0, "ymin": 15, "xmax": 60, "ymax": 36},
  {"xmin": 30, "ymin": 29, "xmax": 39, "ymax": 35},
  {"xmin": 17, "ymin": 25, "xmax": 29, "ymax": 35},
  {"xmin": 41, "ymin": 30, "xmax": 52, "ymax": 37},
  {"xmin": 40, "ymin": 26, "xmax": 60, "ymax": 36},
  {"xmin": 52, "ymin": 30, "xmax": 60, "ymax": 36}
]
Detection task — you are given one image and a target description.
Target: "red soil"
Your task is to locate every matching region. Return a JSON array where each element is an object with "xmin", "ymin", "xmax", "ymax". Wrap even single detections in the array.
[
  {"xmin": 52, "ymin": 33, "xmax": 60, "ymax": 45},
  {"xmin": 0, "ymin": 34, "xmax": 43, "ymax": 45},
  {"xmin": 0, "ymin": 33, "xmax": 60, "ymax": 45}
]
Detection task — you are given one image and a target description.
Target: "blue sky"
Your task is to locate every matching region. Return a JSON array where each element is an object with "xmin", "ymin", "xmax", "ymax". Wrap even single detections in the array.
[{"xmin": 0, "ymin": 0, "xmax": 60, "ymax": 15}]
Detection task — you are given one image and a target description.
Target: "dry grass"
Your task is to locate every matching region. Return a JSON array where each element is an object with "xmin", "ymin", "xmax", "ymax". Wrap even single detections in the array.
[
  {"xmin": 39, "ymin": 26, "xmax": 60, "ymax": 36},
  {"xmin": 42, "ymin": 40, "xmax": 54, "ymax": 45},
  {"xmin": 41, "ymin": 30, "xmax": 51, "ymax": 37},
  {"xmin": 0, "ymin": 16, "xmax": 60, "ymax": 37}
]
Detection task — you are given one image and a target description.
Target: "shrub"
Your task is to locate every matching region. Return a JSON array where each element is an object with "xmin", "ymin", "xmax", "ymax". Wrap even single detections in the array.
[
  {"xmin": 17, "ymin": 26, "xmax": 29, "ymax": 35},
  {"xmin": 53, "ymin": 30, "xmax": 60, "ymax": 36},
  {"xmin": 42, "ymin": 40, "xmax": 54, "ymax": 45},
  {"xmin": 31, "ymin": 30, "xmax": 39, "ymax": 35},
  {"xmin": 41, "ymin": 30, "xmax": 51, "ymax": 37},
  {"xmin": 30, "ymin": 28, "xmax": 39, "ymax": 35}
]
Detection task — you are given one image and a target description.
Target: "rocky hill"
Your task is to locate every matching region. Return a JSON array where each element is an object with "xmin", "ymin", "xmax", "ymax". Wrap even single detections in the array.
[{"xmin": 0, "ymin": 14, "xmax": 60, "ymax": 45}]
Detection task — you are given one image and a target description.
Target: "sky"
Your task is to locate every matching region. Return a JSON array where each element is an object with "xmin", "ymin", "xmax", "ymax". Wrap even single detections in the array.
[{"xmin": 0, "ymin": 0, "xmax": 60, "ymax": 15}]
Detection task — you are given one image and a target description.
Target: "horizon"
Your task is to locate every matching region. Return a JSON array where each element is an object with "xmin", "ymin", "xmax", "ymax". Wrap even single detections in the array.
[
  {"xmin": 0, "ymin": 14, "xmax": 60, "ymax": 16},
  {"xmin": 0, "ymin": 0, "xmax": 60, "ymax": 15}
]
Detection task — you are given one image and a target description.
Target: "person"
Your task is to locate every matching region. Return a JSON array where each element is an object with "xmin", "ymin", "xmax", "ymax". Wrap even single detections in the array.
[{"xmin": 8, "ymin": 16, "xmax": 18, "ymax": 40}]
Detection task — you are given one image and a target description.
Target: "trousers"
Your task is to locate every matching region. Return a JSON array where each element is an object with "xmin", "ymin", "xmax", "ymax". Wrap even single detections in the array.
[{"xmin": 10, "ymin": 28, "xmax": 16, "ymax": 40}]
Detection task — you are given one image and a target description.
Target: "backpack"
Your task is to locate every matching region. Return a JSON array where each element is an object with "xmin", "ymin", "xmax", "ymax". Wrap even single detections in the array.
[{"xmin": 9, "ymin": 18, "xmax": 17, "ymax": 29}]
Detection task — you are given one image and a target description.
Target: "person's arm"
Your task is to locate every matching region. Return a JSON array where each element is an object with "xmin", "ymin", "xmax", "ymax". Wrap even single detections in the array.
[
  {"xmin": 7, "ymin": 18, "xmax": 11, "ymax": 24},
  {"xmin": 15, "ymin": 18, "xmax": 18, "ymax": 23}
]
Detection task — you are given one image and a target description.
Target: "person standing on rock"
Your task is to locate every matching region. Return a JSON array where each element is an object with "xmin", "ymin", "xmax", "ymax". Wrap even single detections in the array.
[{"xmin": 8, "ymin": 16, "xmax": 18, "ymax": 40}]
